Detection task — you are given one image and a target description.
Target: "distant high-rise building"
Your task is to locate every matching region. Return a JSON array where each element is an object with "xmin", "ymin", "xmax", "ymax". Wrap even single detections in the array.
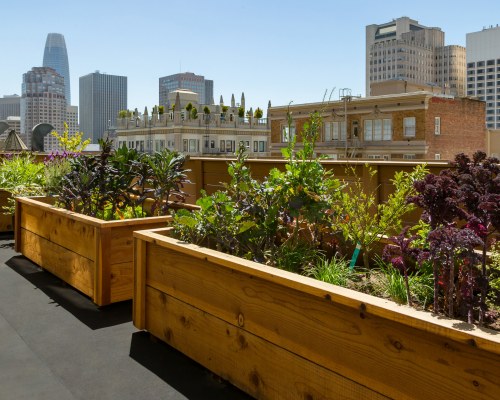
[
  {"xmin": 43, "ymin": 33, "xmax": 71, "ymax": 105},
  {"xmin": 0, "ymin": 95, "xmax": 21, "ymax": 119},
  {"xmin": 366, "ymin": 17, "xmax": 466, "ymax": 97},
  {"xmin": 43, "ymin": 104, "xmax": 80, "ymax": 152},
  {"xmin": 159, "ymin": 72, "xmax": 214, "ymax": 108},
  {"xmin": 466, "ymin": 26, "xmax": 500, "ymax": 129},
  {"xmin": 79, "ymin": 71, "xmax": 127, "ymax": 142},
  {"xmin": 20, "ymin": 67, "xmax": 66, "ymax": 149}
]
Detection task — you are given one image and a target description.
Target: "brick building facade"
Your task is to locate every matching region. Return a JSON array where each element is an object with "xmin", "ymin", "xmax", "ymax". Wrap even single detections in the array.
[{"xmin": 269, "ymin": 92, "xmax": 486, "ymax": 161}]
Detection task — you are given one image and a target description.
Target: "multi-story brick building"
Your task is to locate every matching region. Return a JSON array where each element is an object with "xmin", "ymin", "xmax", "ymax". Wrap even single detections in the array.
[{"xmin": 269, "ymin": 92, "xmax": 486, "ymax": 161}]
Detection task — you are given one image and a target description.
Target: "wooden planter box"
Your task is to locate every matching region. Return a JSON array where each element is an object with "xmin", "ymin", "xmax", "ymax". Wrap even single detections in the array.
[
  {"xmin": 133, "ymin": 228, "xmax": 500, "ymax": 400},
  {"xmin": 0, "ymin": 190, "xmax": 14, "ymax": 232},
  {"xmin": 14, "ymin": 196, "xmax": 173, "ymax": 306}
]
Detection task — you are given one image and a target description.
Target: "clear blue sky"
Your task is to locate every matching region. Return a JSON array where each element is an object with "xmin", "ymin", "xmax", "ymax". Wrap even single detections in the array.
[{"xmin": 4, "ymin": 0, "xmax": 500, "ymax": 113}]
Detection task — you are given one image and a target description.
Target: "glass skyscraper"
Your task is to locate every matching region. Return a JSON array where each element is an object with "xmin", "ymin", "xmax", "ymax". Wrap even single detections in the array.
[{"xmin": 43, "ymin": 33, "xmax": 71, "ymax": 104}]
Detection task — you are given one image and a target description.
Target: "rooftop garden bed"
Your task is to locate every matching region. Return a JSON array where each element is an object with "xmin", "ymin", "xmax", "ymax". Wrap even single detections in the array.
[{"xmin": 133, "ymin": 109, "xmax": 500, "ymax": 399}]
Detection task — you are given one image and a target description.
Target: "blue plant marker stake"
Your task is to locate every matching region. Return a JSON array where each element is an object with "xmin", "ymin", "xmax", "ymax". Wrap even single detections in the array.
[{"xmin": 350, "ymin": 243, "xmax": 361, "ymax": 270}]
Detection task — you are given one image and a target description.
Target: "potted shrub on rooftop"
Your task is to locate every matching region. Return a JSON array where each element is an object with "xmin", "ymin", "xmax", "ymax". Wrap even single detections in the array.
[
  {"xmin": 132, "ymin": 110, "xmax": 500, "ymax": 399},
  {"xmin": 15, "ymin": 139, "xmax": 192, "ymax": 306}
]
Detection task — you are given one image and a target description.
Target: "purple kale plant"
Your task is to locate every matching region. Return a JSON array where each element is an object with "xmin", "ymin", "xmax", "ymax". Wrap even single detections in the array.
[
  {"xmin": 452, "ymin": 151, "xmax": 500, "ymax": 323},
  {"xmin": 408, "ymin": 151, "xmax": 499, "ymax": 324},
  {"xmin": 428, "ymin": 225, "xmax": 483, "ymax": 321}
]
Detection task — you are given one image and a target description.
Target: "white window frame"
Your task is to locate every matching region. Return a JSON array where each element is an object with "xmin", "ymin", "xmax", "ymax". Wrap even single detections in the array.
[
  {"xmin": 383, "ymin": 119, "xmax": 392, "ymax": 140},
  {"xmin": 282, "ymin": 125, "xmax": 296, "ymax": 142},
  {"xmin": 434, "ymin": 117, "xmax": 441, "ymax": 135},
  {"xmin": 332, "ymin": 121, "xmax": 346, "ymax": 140},
  {"xmin": 364, "ymin": 120, "xmax": 373, "ymax": 141},
  {"xmin": 403, "ymin": 117, "xmax": 416, "ymax": 137}
]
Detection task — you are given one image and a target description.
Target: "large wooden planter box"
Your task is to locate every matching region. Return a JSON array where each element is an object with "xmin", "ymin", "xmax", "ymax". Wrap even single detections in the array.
[
  {"xmin": 133, "ymin": 228, "xmax": 500, "ymax": 400},
  {"xmin": 14, "ymin": 196, "xmax": 173, "ymax": 306}
]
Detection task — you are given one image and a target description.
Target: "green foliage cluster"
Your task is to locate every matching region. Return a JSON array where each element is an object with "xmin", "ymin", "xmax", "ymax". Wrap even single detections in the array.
[
  {"xmin": 50, "ymin": 123, "xmax": 90, "ymax": 152},
  {"xmin": 172, "ymin": 108, "xmax": 443, "ymax": 315},
  {"xmin": 57, "ymin": 139, "xmax": 190, "ymax": 219},
  {"xmin": 254, "ymin": 107, "xmax": 263, "ymax": 119},
  {"xmin": 331, "ymin": 163, "xmax": 428, "ymax": 269},
  {"xmin": 174, "ymin": 110, "xmax": 343, "ymax": 272},
  {"xmin": 0, "ymin": 153, "xmax": 46, "ymax": 213}
]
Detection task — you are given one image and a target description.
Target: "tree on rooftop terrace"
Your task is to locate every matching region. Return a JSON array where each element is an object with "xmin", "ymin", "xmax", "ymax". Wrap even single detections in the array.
[{"xmin": 254, "ymin": 107, "xmax": 263, "ymax": 119}]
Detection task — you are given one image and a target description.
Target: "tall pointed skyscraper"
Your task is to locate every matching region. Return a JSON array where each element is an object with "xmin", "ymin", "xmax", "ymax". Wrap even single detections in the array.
[{"xmin": 43, "ymin": 33, "xmax": 70, "ymax": 104}]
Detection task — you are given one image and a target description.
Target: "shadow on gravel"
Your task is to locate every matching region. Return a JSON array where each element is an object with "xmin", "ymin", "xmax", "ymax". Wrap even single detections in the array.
[
  {"xmin": 129, "ymin": 331, "xmax": 254, "ymax": 400},
  {"xmin": 6, "ymin": 255, "xmax": 132, "ymax": 330}
]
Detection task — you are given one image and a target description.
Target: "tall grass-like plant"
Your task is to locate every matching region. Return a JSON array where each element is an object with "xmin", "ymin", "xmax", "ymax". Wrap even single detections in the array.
[
  {"xmin": 304, "ymin": 256, "xmax": 355, "ymax": 287},
  {"xmin": 374, "ymin": 257, "xmax": 433, "ymax": 306}
]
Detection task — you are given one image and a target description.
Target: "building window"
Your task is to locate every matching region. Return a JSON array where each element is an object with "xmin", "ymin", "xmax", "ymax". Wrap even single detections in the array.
[
  {"xmin": 434, "ymin": 117, "xmax": 441, "ymax": 135},
  {"xmin": 188, "ymin": 139, "xmax": 198, "ymax": 153},
  {"xmin": 253, "ymin": 141, "xmax": 258, "ymax": 152},
  {"xmin": 183, "ymin": 139, "xmax": 188, "ymax": 152},
  {"xmin": 282, "ymin": 125, "xmax": 296, "ymax": 142},
  {"xmin": 364, "ymin": 118, "xmax": 392, "ymax": 141},
  {"xmin": 332, "ymin": 121, "xmax": 346, "ymax": 140},
  {"xmin": 403, "ymin": 154, "xmax": 416, "ymax": 160},
  {"xmin": 259, "ymin": 141, "xmax": 265, "ymax": 152},
  {"xmin": 364, "ymin": 120, "xmax": 373, "ymax": 141},
  {"xmin": 226, "ymin": 140, "xmax": 235, "ymax": 153},
  {"xmin": 435, "ymin": 153, "xmax": 441, "ymax": 160},
  {"xmin": 403, "ymin": 117, "xmax": 416, "ymax": 137}
]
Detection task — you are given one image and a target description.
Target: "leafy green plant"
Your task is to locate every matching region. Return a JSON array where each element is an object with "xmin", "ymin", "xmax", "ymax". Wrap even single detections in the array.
[
  {"xmin": 238, "ymin": 106, "xmax": 244, "ymax": 118},
  {"xmin": 43, "ymin": 151, "xmax": 77, "ymax": 195},
  {"xmin": 50, "ymin": 122, "xmax": 90, "ymax": 152},
  {"xmin": 332, "ymin": 163, "xmax": 428, "ymax": 269},
  {"xmin": 146, "ymin": 149, "xmax": 190, "ymax": 216},
  {"xmin": 173, "ymin": 109, "xmax": 343, "ymax": 273},
  {"xmin": 0, "ymin": 153, "xmax": 46, "ymax": 213}
]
